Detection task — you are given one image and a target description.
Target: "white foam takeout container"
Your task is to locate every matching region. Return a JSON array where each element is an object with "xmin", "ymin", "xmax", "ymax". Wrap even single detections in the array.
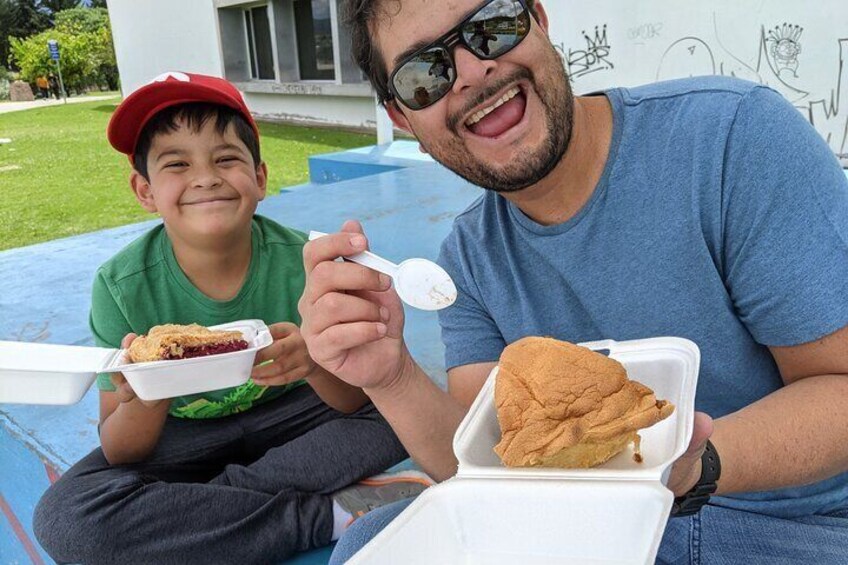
[
  {"xmin": 351, "ymin": 337, "xmax": 700, "ymax": 565},
  {"xmin": 0, "ymin": 320, "xmax": 273, "ymax": 405}
]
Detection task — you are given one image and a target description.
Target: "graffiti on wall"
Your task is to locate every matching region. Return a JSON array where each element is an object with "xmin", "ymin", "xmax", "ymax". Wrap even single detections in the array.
[{"xmin": 555, "ymin": 15, "xmax": 847, "ymax": 159}]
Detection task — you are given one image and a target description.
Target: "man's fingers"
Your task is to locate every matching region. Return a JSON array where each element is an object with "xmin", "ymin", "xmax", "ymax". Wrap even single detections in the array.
[
  {"xmin": 312, "ymin": 322, "xmax": 388, "ymax": 357},
  {"xmin": 303, "ymin": 230, "xmax": 368, "ymax": 273},
  {"xmin": 303, "ymin": 260, "xmax": 391, "ymax": 306},
  {"xmin": 308, "ymin": 292, "xmax": 387, "ymax": 333},
  {"xmin": 683, "ymin": 411, "xmax": 714, "ymax": 459},
  {"xmin": 340, "ymin": 219, "xmax": 364, "ymax": 235}
]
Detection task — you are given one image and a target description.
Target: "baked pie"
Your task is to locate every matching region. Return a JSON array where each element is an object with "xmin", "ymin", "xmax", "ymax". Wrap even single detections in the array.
[
  {"xmin": 128, "ymin": 323, "xmax": 249, "ymax": 363},
  {"xmin": 494, "ymin": 336, "xmax": 675, "ymax": 469}
]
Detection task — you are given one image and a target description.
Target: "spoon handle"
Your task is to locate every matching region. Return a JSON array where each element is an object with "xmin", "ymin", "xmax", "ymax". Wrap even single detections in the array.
[{"xmin": 308, "ymin": 231, "xmax": 400, "ymax": 278}]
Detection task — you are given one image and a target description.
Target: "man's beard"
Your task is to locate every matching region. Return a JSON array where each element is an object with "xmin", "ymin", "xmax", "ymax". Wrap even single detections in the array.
[{"xmin": 418, "ymin": 48, "xmax": 574, "ymax": 193}]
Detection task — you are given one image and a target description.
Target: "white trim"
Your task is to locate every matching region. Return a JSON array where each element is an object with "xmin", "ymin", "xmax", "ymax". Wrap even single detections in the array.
[
  {"xmin": 329, "ymin": 0, "xmax": 342, "ymax": 85},
  {"xmin": 266, "ymin": 3, "xmax": 281, "ymax": 82},
  {"xmin": 236, "ymin": 80, "xmax": 372, "ymax": 97}
]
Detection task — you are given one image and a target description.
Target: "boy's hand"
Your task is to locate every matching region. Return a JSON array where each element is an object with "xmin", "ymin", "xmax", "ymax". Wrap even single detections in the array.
[
  {"xmin": 110, "ymin": 333, "xmax": 167, "ymax": 408},
  {"xmin": 251, "ymin": 322, "xmax": 317, "ymax": 386}
]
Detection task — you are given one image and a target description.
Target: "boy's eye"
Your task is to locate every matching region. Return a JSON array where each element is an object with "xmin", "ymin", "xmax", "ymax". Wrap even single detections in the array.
[
  {"xmin": 217, "ymin": 155, "xmax": 241, "ymax": 164},
  {"xmin": 164, "ymin": 161, "xmax": 188, "ymax": 169}
]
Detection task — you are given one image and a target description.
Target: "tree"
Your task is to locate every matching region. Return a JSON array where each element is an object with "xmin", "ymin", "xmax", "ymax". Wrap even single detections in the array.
[
  {"xmin": 3, "ymin": 1, "xmax": 51, "ymax": 70},
  {"xmin": 54, "ymin": 6, "xmax": 109, "ymax": 33},
  {"xmin": 0, "ymin": 0, "xmax": 15, "ymax": 68},
  {"xmin": 9, "ymin": 5, "xmax": 118, "ymax": 93},
  {"xmin": 40, "ymin": 0, "xmax": 81, "ymax": 18},
  {"xmin": 53, "ymin": 7, "xmax": 118, "ymax": 90}
]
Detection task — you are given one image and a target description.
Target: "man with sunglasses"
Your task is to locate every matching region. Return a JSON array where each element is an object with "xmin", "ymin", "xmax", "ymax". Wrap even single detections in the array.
[{"xmin": 301, "ymin": 0, "xmax": 848, "ymax": 562}]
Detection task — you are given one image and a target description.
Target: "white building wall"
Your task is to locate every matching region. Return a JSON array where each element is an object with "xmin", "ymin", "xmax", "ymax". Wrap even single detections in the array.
[
  {"xmin": 109, "ymin": 0, "xmax": 223, "ymax": 97},
  {"xmin": 245, "ymin": 92, "xmax": 377, "ymax": 129},
  {"xmin": 107, "ymin": 0, "xmax": 379, "ymax": 129}
]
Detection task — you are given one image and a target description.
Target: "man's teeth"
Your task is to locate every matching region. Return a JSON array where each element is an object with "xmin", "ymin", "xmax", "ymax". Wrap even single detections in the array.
[{"xmin": 465, "ymin": 87, "xmax": 521, "ymax": 127}]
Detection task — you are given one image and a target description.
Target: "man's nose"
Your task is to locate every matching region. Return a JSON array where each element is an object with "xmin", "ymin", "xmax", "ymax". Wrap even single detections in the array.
[{"xmin": 450, "ymin": 47, "xmax": 498, "ymax": 95}]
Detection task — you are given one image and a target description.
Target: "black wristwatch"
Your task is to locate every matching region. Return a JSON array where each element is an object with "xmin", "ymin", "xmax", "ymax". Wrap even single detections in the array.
[{"xmin": 671, "ymin": 439, "xmax": 721, "ymax": 517}]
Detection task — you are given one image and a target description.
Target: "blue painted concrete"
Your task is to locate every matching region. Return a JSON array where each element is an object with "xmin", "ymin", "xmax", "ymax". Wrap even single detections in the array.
[
  {"xmin": 0, "ymin": 425, "xmax": 53, "ymax": 564},
  {"xmin": 308, "ymin": 140, "xmax": 434, "ymax": 184},
  {"xmin": 0, "ymin": 143, "xmax": 481, "ymax": 563}
]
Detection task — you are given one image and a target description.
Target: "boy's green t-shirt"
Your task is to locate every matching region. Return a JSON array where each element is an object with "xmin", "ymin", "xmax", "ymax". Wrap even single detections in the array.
[{"xmin": 91, "ymin": 215, "xmax": 307, "ymax": 419}]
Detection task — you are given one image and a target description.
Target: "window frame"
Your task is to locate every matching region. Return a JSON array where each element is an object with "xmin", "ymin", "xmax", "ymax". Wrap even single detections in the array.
[
  {"xmin": 292, "ymin": 0, "xmax": 336, "ymax": 82},
  {"xmin": 242, "ymin": 2, "xmax": 279, "ymax": 81}
]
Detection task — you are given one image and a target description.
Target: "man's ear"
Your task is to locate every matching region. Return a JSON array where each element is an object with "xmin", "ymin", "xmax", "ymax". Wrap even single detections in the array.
[
  {"xmin": 385, "ymin": 100, "xmax": 413, "ymax": 135},
  {"xmin": 533, "ymin": 1, "xmax": 550, "ymax": 35},
  {"xmin": 130, "ymin": 171, "xmax": 158, "ymax": 213},
  {"xmin": 255, "ymin": 161, "xmax": 268, "ymax": 201},
  {"xmin": 385, "ymin": 100, "xmax": 429, "ymax": 154}
]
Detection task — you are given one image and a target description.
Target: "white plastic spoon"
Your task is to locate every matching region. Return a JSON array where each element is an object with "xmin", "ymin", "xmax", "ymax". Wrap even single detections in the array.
[{"xmin": 309, "ymin": 231, "xmax": 457, "ymax": 311}]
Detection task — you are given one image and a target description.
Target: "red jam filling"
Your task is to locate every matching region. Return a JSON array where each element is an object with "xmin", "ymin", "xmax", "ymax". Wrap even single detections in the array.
[{"xmin": 164, "ymin": 340, "xmax": 249, "ymax": 360}]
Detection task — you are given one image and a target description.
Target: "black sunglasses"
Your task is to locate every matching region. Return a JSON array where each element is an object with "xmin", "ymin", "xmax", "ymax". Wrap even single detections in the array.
[{"xmin": 387, "ymin": 0, "xmax": 532, "ymax": 111}]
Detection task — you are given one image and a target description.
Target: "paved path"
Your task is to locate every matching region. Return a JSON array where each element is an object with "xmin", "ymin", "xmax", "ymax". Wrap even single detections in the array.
[{"xmin": 0, "ymin": 95, "xmax": 119, "ymax": 115}]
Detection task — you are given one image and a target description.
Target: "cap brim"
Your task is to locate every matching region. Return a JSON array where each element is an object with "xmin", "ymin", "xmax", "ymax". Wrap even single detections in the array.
[{"xmin": 107, "ymin": 81, "xmax": 252, "ymax": 157}]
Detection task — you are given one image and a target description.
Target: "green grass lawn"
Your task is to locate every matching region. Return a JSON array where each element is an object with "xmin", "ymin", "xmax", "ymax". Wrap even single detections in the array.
[{"xmin": 0, "ymin": 100, "xmax": 376, "ymax": 251}]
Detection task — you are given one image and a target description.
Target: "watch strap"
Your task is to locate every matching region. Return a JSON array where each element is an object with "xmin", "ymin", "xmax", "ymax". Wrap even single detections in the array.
[{"xmin": 671, "ymin": 439, "xmax": 721, "ymax": 517}]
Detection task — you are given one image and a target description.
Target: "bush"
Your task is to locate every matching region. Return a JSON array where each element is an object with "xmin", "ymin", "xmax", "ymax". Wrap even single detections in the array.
[{"xmin": 8, "ymin": 7, "xmax": 118, "ymax": 93}]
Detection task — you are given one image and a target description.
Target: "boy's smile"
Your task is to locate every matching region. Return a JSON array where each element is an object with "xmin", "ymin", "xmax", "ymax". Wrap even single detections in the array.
[{"xmin": 131, "ymin": 118, "xmax": 267, "ymax": 246}]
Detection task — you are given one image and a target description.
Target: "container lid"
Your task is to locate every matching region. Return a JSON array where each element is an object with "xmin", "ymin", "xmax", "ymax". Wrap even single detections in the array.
[
  {"xmin": 453, "ymin": 336, "xmax": 700, "ymax": 483},
  {"xmin": 351, "ymin": 476, "xmax": 673, "ymax": 564},
  {"xmin": 0, "ymin": 319, "xmax": 272, "ymax": 383},
  {"xmin": 0, "ymin": 340, "xmax": 120, "ymax": 375}
]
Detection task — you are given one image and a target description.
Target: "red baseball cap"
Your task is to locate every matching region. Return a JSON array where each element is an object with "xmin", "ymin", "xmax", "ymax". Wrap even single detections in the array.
[{"xmin": 107, "ymin": 71, "xmax": 259, "ymax": 159}]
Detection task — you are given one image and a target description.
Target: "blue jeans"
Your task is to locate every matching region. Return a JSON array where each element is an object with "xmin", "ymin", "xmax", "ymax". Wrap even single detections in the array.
[{"xmin": 329, "ymin": 498, "xmax": 848, "ymax": 564}]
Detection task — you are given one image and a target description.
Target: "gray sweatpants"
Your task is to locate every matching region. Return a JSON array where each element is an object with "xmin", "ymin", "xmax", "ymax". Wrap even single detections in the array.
[{"xmin": 33, "ymin": 386, "xmax": 407, "ymax": 564}]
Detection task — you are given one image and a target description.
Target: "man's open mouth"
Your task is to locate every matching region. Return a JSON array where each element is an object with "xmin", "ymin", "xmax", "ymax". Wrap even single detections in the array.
[{"xmin": 464, "ymin": 85, "xmax": 526, "ymax": 138}]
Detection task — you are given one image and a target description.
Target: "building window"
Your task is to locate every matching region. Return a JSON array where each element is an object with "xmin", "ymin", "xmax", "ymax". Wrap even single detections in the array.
[
  {"xmin": 220, "ymin": 0, "xmax": 363, "ymax": 86},
  {"xmin": 294, "ymin": 0, "xmax": 334, "ymax": 80},
  {"xmin": 244, "ymin": 5, "xmax": 275, "ymax": 80}
]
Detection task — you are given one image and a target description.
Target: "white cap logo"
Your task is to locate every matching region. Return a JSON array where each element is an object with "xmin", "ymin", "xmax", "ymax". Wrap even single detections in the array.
[{"xmin": 149, "ymin": 71, "xmax": 190, "ymax": 84}]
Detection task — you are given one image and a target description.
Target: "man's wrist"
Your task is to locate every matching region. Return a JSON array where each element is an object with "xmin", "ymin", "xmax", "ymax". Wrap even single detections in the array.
[
  {"xmin": 671, "ymin": 440, "xmax": 721, "ymax": 517},
  {"xmin": 364, "ymin": 349, "xmax": 418, "ymax": 400}
]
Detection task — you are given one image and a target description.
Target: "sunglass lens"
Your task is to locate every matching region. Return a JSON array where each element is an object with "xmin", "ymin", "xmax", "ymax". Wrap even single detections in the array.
[
  {"xmin": 462, "ymin": 0, "xmax": 530, "ymax": 59},
  {"xmin": 393, "ymin": 47, "xmax": 456, "ymax": 110}
]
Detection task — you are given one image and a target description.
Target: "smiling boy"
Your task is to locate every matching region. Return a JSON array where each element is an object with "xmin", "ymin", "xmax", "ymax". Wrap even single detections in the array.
[{"xmin": 32, "ymin": 72, "xmax": 424, "ymax": 564}]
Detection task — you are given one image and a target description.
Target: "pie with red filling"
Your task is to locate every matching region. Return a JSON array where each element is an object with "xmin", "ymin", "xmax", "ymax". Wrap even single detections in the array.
[{"xmin": 128, "ymin": 323, "xmax": 249, "ymax": 363}]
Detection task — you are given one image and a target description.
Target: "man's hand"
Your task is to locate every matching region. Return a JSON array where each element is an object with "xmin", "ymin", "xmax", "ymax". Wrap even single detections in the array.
[
  {"xmin": 298, "ymin": 220, "xmax": 409, "ymax": 391},
  {"xmin": 666, "ymin": 412, "xmax": 714, "ymax": 497},
  {"xmin": 251, "ymin": 322, "xmax": 317, "ymax": 386},
  {"xmin": 110, "ymin": 333, "xmax": 167, "ymax": 408}
]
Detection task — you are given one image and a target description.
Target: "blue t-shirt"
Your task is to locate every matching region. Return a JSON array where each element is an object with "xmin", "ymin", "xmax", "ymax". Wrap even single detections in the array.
[{"xmin": 438, "ymin": 76, "xmax": 848, "ymax": 518}]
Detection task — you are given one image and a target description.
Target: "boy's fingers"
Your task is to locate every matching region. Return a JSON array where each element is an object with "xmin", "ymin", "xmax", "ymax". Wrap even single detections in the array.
[
  {"xmin": 268, "ymin": 322, "xmax": 297, "ymax": 340},
  {"xmin": 120, "ymin": 333, "xmax": 138, "ymax": 349},
  {"xmin": 255, "ymin": 339, "xmax": 285, "ymax": 365}
]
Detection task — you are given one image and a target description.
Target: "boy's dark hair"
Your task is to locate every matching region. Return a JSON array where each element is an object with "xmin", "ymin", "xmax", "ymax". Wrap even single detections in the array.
[
  {"xmin": 344, "ymin": 0, "xmax": 538, "ymax": 106},
  {"xmin": 133, "ymin": 103, "xmax": 261, "ymax": 180}
]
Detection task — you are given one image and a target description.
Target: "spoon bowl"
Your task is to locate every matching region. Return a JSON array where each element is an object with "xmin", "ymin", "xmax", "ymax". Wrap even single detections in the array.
[{"xmin": 309, "ymin": 231, "xmax": 457, "ymax": 311}]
